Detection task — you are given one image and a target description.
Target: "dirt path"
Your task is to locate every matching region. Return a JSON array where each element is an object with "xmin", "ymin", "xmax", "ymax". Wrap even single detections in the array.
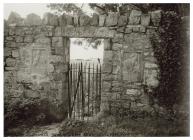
[{"xmin": 24, "ymin": 123, "xmax": 61, "ymax": 136}]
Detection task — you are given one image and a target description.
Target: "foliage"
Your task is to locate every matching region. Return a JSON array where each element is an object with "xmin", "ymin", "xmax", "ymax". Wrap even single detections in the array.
[
  {"xmin": 4, "ymin": 97, "xmax": 61, "ymax": 136},
  {"xmin": 149, "ymin": 11, "xmax": 186, "ymax": 109},
  {"xmin": 47, "ymin": 4, "xmax": 85, "ymax": 16},
  {"xmin": 56, "ymin": 115, "xmax": 189, "ymax": 136}
]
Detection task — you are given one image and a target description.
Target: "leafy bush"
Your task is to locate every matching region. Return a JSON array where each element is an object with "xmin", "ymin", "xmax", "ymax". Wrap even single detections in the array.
[
  {"xmin": 150, "ymin": 11, "xmax": 188, "ymax": 109},
  {"xmin": 4, "ymin": 97, "xmax": 63, "ymax": 136}
]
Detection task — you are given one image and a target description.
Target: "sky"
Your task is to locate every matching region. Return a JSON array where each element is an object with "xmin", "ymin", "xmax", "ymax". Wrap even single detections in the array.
[{"xmin": 4, "ymin": 3, "xmax": 94, "ymax": 19}]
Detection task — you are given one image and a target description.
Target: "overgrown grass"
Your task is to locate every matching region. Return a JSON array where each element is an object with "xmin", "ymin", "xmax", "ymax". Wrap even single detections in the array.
[{"xmin": 56, "ymin": 113, "xmax": 189, "ymax": 136}]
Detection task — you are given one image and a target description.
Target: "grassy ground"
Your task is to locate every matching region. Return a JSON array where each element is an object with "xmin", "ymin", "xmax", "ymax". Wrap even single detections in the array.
[
  {"xmin": 55, "ymin": 114, "xmax": 189, "ymax": 137},
  {"xmin": 5, "ymin": 112, "xmax": 189, "ymax": 137}
]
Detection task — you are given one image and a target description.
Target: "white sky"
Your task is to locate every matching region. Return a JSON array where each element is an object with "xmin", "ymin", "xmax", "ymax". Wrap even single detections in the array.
[
  {"xmin": 70, "ymin": 38, "xmax": 104, "ymax": 60},
  {"xmin": 4, "ymin": 3, "xmax": 94, "ymax": 19}
]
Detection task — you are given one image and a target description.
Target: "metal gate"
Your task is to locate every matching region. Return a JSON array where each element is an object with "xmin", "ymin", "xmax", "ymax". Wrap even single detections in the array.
[{"xmin": 66, "ymin": 62, "xmax": 102, "ymax": 120}]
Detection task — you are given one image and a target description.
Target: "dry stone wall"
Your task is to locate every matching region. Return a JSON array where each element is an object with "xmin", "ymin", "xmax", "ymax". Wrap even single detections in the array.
[{"xmin": 4, "ymin": 10, "xmax": 161, "ymax": 118}]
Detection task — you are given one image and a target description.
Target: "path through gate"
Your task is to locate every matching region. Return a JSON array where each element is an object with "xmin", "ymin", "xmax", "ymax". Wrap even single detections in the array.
[{"xmin": 66, "ymin": 62, "xmax": 102, "ymax": 121}]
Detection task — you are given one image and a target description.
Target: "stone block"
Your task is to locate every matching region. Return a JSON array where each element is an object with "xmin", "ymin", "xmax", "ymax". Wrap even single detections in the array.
[
  {"xmin": 90, "ymin": 13, "xmax": 99, "ymax": 26},
  {"xmin": 104, "ymin": 39, "xmax": 111, "ymax": 50},
  {"xmin": 118, "ymin": 15, "xmax": 127, "ymax": 26},
  {"xmin": 112, "ymin": 43, "xmax": 122, "ymax": 51},
  {"xmin": 145, "ymin": 61, "xmax": 158, "ymax": 68},
  {"xmin": 103, "ymin": 50, "xmax": 113, "ymax": 62},
  {"xmin": 9, "ymin": 27, "xmax": 15, "ymax": 36},
  {"xmin": 73, "ymin": 16, "xmax": 79, "ymax": 26},
  {"xmin": 105, "ymin": 13, "xmax": 118, "ymax": 26},
  {"xmin": 144, "ymin": 69, "xmax": 159, "ymax": 87},
  {"xmin": 24, "ymin": 13, "xmax": 42, "ymax": 26},
  {"xmin": 125, "ymin": 26, "xmax": 133, "ymax": 33},
  {"xmin": 117, "ymin": 27, "xmax": 125, "ymax": 33},
  {"xmin": 52, "ymin": 37, "xmax": 63, "ymax": 47},
  {"xmin": 55, "ymin": 46, "xmax": 65, "ymax": 56},
  {"xmin": 150, "ymin": 10, "xmax": 162, "ymax": 26},
  {"xmin": 102, "ymin": 62, "xmax": 112, "ymax": 73},
  {"xmin": 62, "ymin": 26, "xmax": 115, "ymax": 38},
  {"xmin": 6, "ymin": 36, "xmax": 14, "ymax": 41},
  {"xmin": 6, "ymin": 58, "xmax": 16, "ymax": 67},
  {"xmin": 43, "ymin": 12, "xmax": 58, "ymax": 26},
  {"xmin": 141, "ymin": 14, "xmax": 150, "ymax": 26},
  {"xmin": 24, "ymin": 35, "xmax": 33, "ymax": 43},
  {"xmin": 140, "ymin": 26, "xmax": 146, "ymax": 33},
  {"xmin": 15, "ymin": 36, "xmax": 23, "ymax": 43},
  {"xmin": 132, "ymin": 25, "xmax": 140, "ymax": 32},
  {"xmin": 112, "ymin": 33, "xmax": 124, "ymax": 43},
  {"xmin": 4, "ymin": 48, "xmax": 12, "ymax": 56},
  {"xmin": 54, "ymin": 27, "xmax": 62, "ymax": 36},
  {"xmin": 79, "ymin": 15, "xmax": 90, "ymax": 26},
  {"xmin": 12, "ymin": 50, "xmax": 19, "ymax": 58},
  {"xmin": 103, "ymin": 81, "xmax": 112, "ymax": 92},
  {"xmin": 129, "ymin": 10, "xmax": 142, "ymax": 25},
  {"xmin": 59, "ymin": 14, "xmax": 73, "ymax": 26},
  {"xmin": 99, "ymin": 15, "xmax": 106, "ymax": 26}
]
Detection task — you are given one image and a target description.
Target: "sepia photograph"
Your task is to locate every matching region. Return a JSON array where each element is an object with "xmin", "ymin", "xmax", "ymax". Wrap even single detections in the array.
[{"xmin": 3, "ymin": 3, "xmax": 190, "ymax": 137}]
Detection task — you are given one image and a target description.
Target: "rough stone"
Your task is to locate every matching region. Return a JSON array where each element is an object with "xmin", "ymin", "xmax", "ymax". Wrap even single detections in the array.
[
  {"xmin": 118, "ymin": 15, "xmax": 127, "ymax": 26},
  {"xmin": 62, "ymin": 26, "xmax": 115, "ymax": 38},
  {"xmin": 112, "ymin": 33, "xmax": 124, "ymax": 43},
  {"xmin": 132, "ymin": 25, "xmax": 140, "ymax": 32},
  {"xmin": 90, "ymin": 13, "xmax": 99, "ymax": 26},
  {"xmin": 150, "ymin": 10, "xmax": 162, "ymax": 26},
  {"xmin": 144, "ymin": 69, "xmax": 159, "ymax": 87},
  {"xmin": 54, "ymin": 27, "xmax": 62, "ymax": 36},
  {"xmin": 129, "ymin": 10, "xmax": 142, "ymax": 25},
  {"xmin": 59, "ymin": 14, "xmax": 73, "ymax": 26},
  {"xmin": 145, "ymin": 62, "xmax": 158, "ymax": 68},
  {"xmin": 12, "ymin": 50, "xmax": 19, "ymax": 58},
  {"xmin": 140, "ymin": 26, "xmax": 146, "ymax": 33},
  {"xmin": 24, "ymin": 36, "xmax": 33, "ymax": 43},
  {"xmin": 141, "ymin": 14, "xmax": 150, "ymax": 26},
  {"xmin": 99, "ymin": 15, "xmax": 106, "ymax": 26},
  {"xmin": 79, "ymin": 15, "xmax": 90, "ymax": 26},
  {"xmin": 103, "ymin": 51, "xmax": 113, "ymax": 62},
  {"xmin": 43, "ymin": 12, "xmax": 58, "ymax": 26},
  {"xmin": 112, "ymin": 43, "xmax": 122, "ymax": 51},
  {"xmin": 24, "ymin": 13, "xmax": 42, "ymax": 25},
  {"xmin": 125, "ymin": 26, "xmax": 133, "ymax": 33},
  {"xmin": 73, "ymin": 16, "xmax": 79, "ymax": 26},
  {"xmin": 105, "ymin": 13, "xmax": 118, "ymax": 26},
  {"xmin": 102, "ymin": 62, "xmax": 112, "ymax": 73},
  {"xmin": 6, "ymin": 58, "xmax": 16, "ymax": 67},
  {"xmin": 52, "ymin": 37, "xmax": 63, "ymax": 47},
  {"xmin": 117, "ymin": 27, "xmax": 125, "ymax": 33},
  {"xmin": 104, "ymin": 39, "xmax": 111, "ymax": 50},
  {"xmin": 15, "ymin": 36, "xmax": 23, "ymax": 43}
]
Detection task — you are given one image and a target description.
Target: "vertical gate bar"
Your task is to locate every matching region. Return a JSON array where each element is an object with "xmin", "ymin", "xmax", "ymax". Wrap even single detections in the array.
[
  {"xmin": 92, "ymin": 63, "xmax": 94, "ymax": 116},
  {"xmin": 88, "ymin": 64, "xmax": 90, "ymax": 121},
  {"xmin": 70, "ymin": 63, "xmax": 73, "ymax": 118},
  {"xmin": 99, "ymin": 64, "xmax": 102, "ymax": 111},
  {"xmin": 75, "ymin": 63, "xmax": 77, "ymax": 120},
  {"xmin": 81, "ymin": 62, "xmax": 84, "ymax": 120},
  {"xmin": 73, "ymin": 63, "xmax": 75, "ymax": 119},
  {"xmin": 77, "ymin": 63, "xmax": 80, "ymax": 120},
  {"xmin": 96, "ymin": 64, "xmax": 98, "ymax": 113},
  {"xmin": 67, "ymin": 62, "xmax": 71, "ymax": 118}
]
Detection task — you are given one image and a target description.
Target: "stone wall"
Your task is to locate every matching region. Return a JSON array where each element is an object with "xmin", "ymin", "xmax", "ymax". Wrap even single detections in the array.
[{"xmin": 4, "ymin": 10, "xmax": 161, "ymax": 118}]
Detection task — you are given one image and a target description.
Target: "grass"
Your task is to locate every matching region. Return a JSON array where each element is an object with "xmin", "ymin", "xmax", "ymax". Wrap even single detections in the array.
[{"xmin": 56, "ymin": 112, "xmax": 189, "ymax": 137}]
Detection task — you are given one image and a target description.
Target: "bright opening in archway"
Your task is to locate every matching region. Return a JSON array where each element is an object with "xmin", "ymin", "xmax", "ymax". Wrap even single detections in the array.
[{"xmin": 70, "ymin": 38, "xmax": 104, "ymax": 64}]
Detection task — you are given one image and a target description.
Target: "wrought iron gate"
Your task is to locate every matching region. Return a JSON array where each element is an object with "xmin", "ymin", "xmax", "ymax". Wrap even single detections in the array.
[{"xmin": 66, "ymin": 62, "xmax": 102, "ymax": 120}]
